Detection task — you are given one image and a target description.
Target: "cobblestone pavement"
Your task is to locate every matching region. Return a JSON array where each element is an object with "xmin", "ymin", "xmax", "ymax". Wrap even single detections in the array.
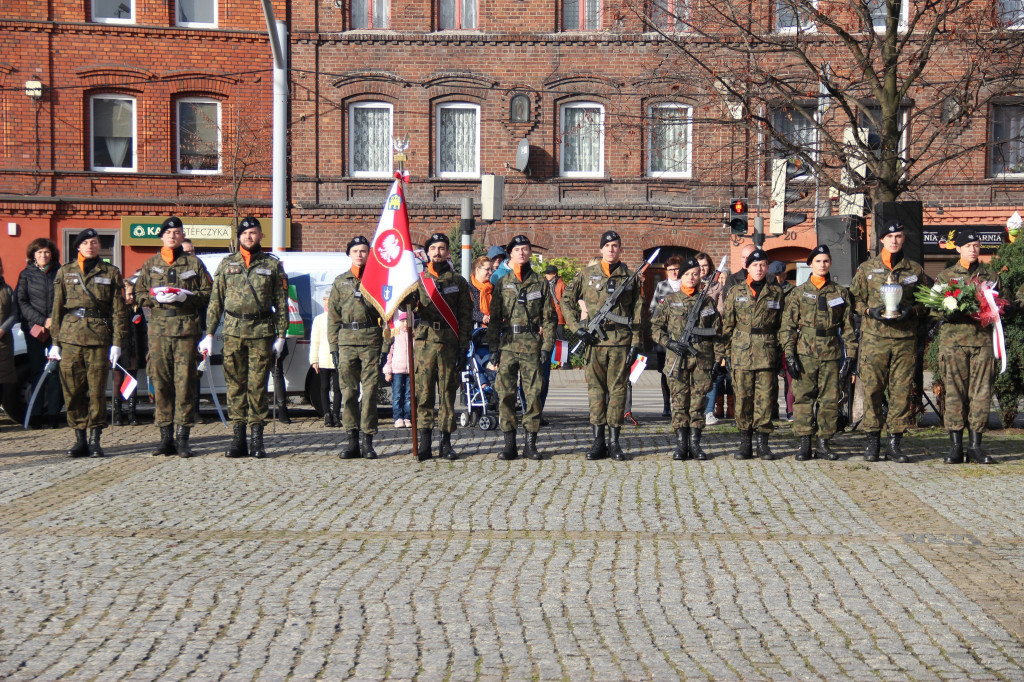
[{"xmin": 2, "ymin": 383, "xmax": 1024, "ymax": 680}]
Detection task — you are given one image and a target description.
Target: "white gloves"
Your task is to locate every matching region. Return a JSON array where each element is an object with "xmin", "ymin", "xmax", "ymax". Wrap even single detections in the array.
[
  {"xmin": 198, "ymin": 335, "xmax": 214, "ymax": 356},
  {"xmin": 273, "ymin": 338, "xmax": 286, "ymax": 358},
  {"xmin": 155, "ymin": 291, "xmax": 178, "ymax": 304},
  {"xmin": 47, "ymin": 346, "xmax": 61, "ymax": 361},
  {"xmin": 153, "ymin": 288, "xmax": 189, "ymax": 304},
  {"xmin": 109, "ymin": 346, "xmax": 121, "ymax": 367}
]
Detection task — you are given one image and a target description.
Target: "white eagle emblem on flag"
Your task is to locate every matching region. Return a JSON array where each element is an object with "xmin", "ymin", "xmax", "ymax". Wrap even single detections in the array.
[{"xmin": 378, "ymin": 233, "xmax": 402, "ymax": 264}]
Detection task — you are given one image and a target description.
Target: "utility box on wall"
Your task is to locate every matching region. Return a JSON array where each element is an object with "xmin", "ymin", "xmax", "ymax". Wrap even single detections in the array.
[{"xmin": 481, "ymin": 175, "xmax": 504, "ymax": 222}]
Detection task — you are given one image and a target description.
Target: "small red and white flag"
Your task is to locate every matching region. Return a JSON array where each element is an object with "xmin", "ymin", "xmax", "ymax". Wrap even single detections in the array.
[
  {"xmin": 552, "ymin": 339, "xmax": 570, "ymax": 366},
  {"xmin": 628, "ymin": 354, "xmax": 648, "ymax": 384},
  {"xmin": 360, "ymin": 172, "xmax": 421, "ymax": 323},
  {"xmin": 115, "ymin": 363, "xmax": 138, "ymax": 399}
]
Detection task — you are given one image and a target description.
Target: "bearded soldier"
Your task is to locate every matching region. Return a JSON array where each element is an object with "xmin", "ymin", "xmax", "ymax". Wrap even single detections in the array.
[
  {"xmin": 850, "ymin": 222, "xmax": 929, "ymax": 462},
  {"xmin": 721, "ymin": 248, "xmax": 785, "ymax": 460},
  {"xmin": 49, "ymin": 229, "xmax": 128, "ymax": 457},
  {"xmin": 134, "ymin": 217, "xmax": 212, "ymax": 457},
  {"xmin": 780, "ymin": 244, "xmax": 858, "ymax": 461},
  {"xmin": 486, "ymin": 235, "xmax": 557, "ymax": 460},
  {"xmin": 200, "ymin": 217, "xmax": 288, "ymax": 459},
  {"xmin": 650, "ymin": 256, "xmax": 723, "ymax": 461}
]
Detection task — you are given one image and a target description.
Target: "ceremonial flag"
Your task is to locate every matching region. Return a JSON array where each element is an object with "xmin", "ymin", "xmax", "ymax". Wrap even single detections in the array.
[
  {"xmin": 360, "ymin": 173, "xmax": 421, "ymax": 322},
  {"xmin": 286, "ymin": 283, "xmax": 304, "ymax": 337},
  {"xmin": 552, "ymin": 339, "xmax": 570, "ymax": 366},
  {"xmin": 628, "ymin": 355, "xmax": 648, "ymax": 384},
  {"xmin": 116, "ymin": 365, "xmax": 138, "ymax": 399}
]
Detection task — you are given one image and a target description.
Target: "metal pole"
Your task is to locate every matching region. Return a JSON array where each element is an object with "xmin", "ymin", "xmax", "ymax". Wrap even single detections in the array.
[
  {"xmin": 271, "ymin": 20, "xmax": 288, "ymax": 252},
  {"xmin": 460, "ymin": 197, "xmax": 474, "ymax": 282}
]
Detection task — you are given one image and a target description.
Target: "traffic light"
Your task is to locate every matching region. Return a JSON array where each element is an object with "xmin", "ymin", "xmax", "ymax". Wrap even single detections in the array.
[{"xmin": 729, "ymin": 198, "xmax": 749, "ymax": 235}]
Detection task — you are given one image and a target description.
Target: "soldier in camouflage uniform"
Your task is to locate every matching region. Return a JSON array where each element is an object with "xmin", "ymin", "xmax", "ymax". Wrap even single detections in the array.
[
  {"xmin": 850, "ymin": 222, "xmax": 929, "ymax": 462},
  {"xmin": 721, "ymin": 248, "xmax": 785, "ymax": 460},
  {"xmin": 201, "ymin": 217, "xmax": 288, "ymax": 459},
  {"xmin": 561, "ymin": 230, "xmax": 644, "ymax": 461},
  {"xmin": 49, "ymin": 229, "xmax": 128, "ymax": 457},
  {"xmin": 328, "ymin": 235, "xmax": 389, "ymax": 460},
  {"xmin": 650, "ymin": 256, "xmax": 723, "ymax": 461},
  {"xmin": 134, "ymin": 217, "xmax": 212, "ymax": 458},
  {"xmin": 780, "ymin": 244, "xmax": 858, "ymax": 461},
  {"xmin": 486, "ymin": 235, "xmax": 557, "ymax": 460},
  {"xmin": 411, "ymin": 233, "xmax": 473, "ymax": 461},
  {"xmin": 934, "ymin": 229, "xmax": 1000, "ymax": 464}
]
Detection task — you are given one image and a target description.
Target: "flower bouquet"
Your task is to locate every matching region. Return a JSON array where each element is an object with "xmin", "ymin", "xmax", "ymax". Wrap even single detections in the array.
[{"xmin": 914, "ymin": 277, "xmax": 980, "ymax": 318}]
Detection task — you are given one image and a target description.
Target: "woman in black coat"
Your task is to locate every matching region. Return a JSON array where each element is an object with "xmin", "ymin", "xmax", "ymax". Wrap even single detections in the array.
[{"xmin": 15, "ymin": 238, "xmax": 62, "ymax": 428}]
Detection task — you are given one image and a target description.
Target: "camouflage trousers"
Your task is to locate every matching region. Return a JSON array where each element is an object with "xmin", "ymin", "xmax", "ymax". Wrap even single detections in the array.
[
  {"xmin": 148, "ymin": 335, "xmax": 200, "ymax": 426},
  {"xmin": 665, "ymin": 354, "xmax": 715, "ymax": 430},
  {"xmin": 496, "ymin": 350, "xmax": 543, "ymax": 433},
  {"xmin": 939, "ymin": 343, "xmax": 995, "ymax": 432},
  {"xmin": 585, "ymin": 345, "xmax": 629, "ymax": 427},
  {"xmin": 222, "ymin": 335, "xmax": 273, "ymax": 426},
  {"xmin": 58, "ymin": 343, "xmax": 109, "ymax": 430},
  {"xmin": 733, "ymin": 368, "xmax": 776, "ymax": 433},
  {"xmin": 338, "ymin": 343, "xmax": 381, "ymax": 434},
  {"xmin": 860, "ymin": 334, "xmax": 916, "ymax": 434},
  {"xmin": 414, "ymin": 339, "xmax": 460, "ymax": 432},
  {"xmin": 792, "ymin": 356, "xmax": 840, "ymax": 438}
]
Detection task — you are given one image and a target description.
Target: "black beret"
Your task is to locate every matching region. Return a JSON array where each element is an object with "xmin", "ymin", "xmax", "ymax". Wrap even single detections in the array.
[
  {"xmin": 346, "ymin": 235, "xmax": 370, "ymax": 254},
  {"xmin": 681, "ymin": 256, "xmax": 700, "ymax": 274},
  {"xmin": 954, "ymin": 229, "xmax": 981, "ymax": 247},
  {"xmin": 806, "ymin": 244, "xmax": 831, "ymax": 265},
  {"xmin": 881, "ymin": 221, "xmax": 904, "ymax": 236},
  {"xmin": 544, "ymin": 264, "xmax": 558, "ymax": 275},
  {"xmin": 72, "ymin": 228, "xmax": 99, "ymax": 252},
  {"xmin": 237, "ymin": 216, "xmax": 262, "ymax": 237},
  {"xmin": 424, "ymin": 232, "xmax": 449, "ymax": 249},
  {"xmin": 506, "ymin": 234, "xmax": 531, "ymax": 254},
  {"xmin": 159, "ymin": 216, "xmax": 184, "ymax": 237},
  {"xmin": 767, "ymin": 261, "xmax": 786, "ymax": 276},
  {"xmin": 745, "ymin": 248, "xmax": 768, "ymax": 268},
  {"xmin": 600, "ymin": 230, "xmax": 621, "ymax": 248}
]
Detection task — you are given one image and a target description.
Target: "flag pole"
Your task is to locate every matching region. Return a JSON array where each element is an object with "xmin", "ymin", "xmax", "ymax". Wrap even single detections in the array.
[{"xmin": 406, "ymin": 303, "xmax": 418, "ymax": 457}]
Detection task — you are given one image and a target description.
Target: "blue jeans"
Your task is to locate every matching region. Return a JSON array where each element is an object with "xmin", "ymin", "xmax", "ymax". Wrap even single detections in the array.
[
  {"xmin": 391, "ymin": 373, "xmax": 411, "ymax": 420},
  {"xmin": 705, "ymin": 369, "xmax": 727, "ymax": 414}
]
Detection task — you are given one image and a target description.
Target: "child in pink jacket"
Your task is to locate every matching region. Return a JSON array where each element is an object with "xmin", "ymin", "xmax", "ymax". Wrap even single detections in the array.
[{"xmin": 384, "ymin": 312, "xmax": 412, "ymax": 427}]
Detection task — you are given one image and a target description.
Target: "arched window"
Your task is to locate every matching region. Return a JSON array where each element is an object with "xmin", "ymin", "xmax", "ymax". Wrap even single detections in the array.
[
  {"xmin": 91, "ymin": 94, "xmax": 136, "ymax": 172},
  {"xmin": 177, "ymin": 98, "xmax": 221, "ymax": 174},
  {"xmin": 350, "ymin": 101, "xmax": 394, "ymax": 177},
  {"xmin": 436, "ymin": 102, "xmax": 480, "ymax": 178}
]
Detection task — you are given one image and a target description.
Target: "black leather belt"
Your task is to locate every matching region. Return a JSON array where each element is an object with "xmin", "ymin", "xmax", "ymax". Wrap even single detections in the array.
[
  {"xmin": 69, "ymin": 308, "xmax": 105, "ymax": 318},
  {"xmin": 226, "ymin": 309, "xmax": 272, "ymax": 321},
  {"xmin": 746, "ymin": 327, "xmax": 772, "ymax": 334},
  {"xmin": 800, "ymin": 326, "xmax": 839, "ymax": 337},
  {"xmin": 509, "ymin": 324, "xmax": 539, "ymax": 334},
  {"xmin": 600, "ymin": 321, "xmax": 632, "ymax": 331},
  {"xmin": 340, "ymin": 321, "xmax": 374, "ymax": 330},
  {"xmin": 416, "ymin": 320, "xmax": 446, "ymax": 331}
]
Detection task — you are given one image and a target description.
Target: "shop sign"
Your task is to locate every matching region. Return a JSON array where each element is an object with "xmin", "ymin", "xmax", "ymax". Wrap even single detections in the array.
[
  {"xmin": 121, "ymin": 216, "xmax": 291, "ymax": 248},
  {"xmin": 923, "ymin": 227, "xmax": 1004, "ymax": 254}
]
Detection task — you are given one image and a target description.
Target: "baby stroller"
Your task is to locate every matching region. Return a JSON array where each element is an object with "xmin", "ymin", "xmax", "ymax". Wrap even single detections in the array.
[{"xmin": 461, "ymin": 327, "xmax": 499, "ymax": 430}]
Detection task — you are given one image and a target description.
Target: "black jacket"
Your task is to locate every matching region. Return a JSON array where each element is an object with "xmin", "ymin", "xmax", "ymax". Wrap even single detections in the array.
[{"xmin": 16, "ymin": 263, "xmax": 57, "ymax": 332}]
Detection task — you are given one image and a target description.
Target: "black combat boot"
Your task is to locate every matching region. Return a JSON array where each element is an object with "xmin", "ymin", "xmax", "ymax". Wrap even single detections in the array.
[
  {"xmin": 360, "ymin": 432, "xmax": 378, "ymax": 460},
  {"xmin": 945, "ymin": 430, "xmax": 964, "ymax": 464},
  {"xmin": 152, "ymin": 426, "xmax": 176, "ymax": 456},
  {"xmin": 68, "ymin": 429, "xmax": 89, "ymax": 458},
  {"xmin": 734, "ymin": 431, "xmax": 753, "ymax": 460},
  {"xmin": 226, "ymin": 423, "xmax": 248, "ymax": 458},
  {"xmin": 88, "ymin": 428, "xmax": 105, "ymax": 458},
  {"xmin": 250, "ymin": 423, "xmax": 266, "ymax": 458},
  {"xmin": 815, "ymin": 437, "xmax": 839, "ymax": 461},
  {"xmin": 864, "ymin": 432, "xmax": 881, "ymax": 462},
  {"xmin": 440, "ymin": 432, "xmax": 458, "ymax": 460},
  {"xmin": 278, "ymin": 403, "xmax": 291, "ymax": 425},
  {"xmin": 966, "ymin": 430, "xmax": 992, "ymax": 464},
  {"xmin": 689, "ymin": 428, "xmax": 708, "ymax": 461},
  {"xmin": 111, "ymin": 394, "xmax": 123, "ymax": 426},
  {"xmin": 755, "ymin": 432, "xmax": 776, "ymax": 460},
  {"xmin": 795, "ymin": 435, "xmax": 813, "ymax": 461},
  {"xmin": 608, "ymin": 427, "xmax": 626, "ymax": 461},
  {"xmin": 127, "ymin": 394, "xmax": 138, "ymax": 426},
  {"xmin": 586, "ymin": 425, "xmax": 607, "ymax": 460},
  {"xmin": 341, "ymin": 429, "xmax": 361, "ymax": 459},
  {"xmin": 324, "ymin": 412, "xmax": 333, "ymax": 428},
  {"xmin": 417, "ymin": 429, "xmax": 433, "ymax": 461},
  {"xmin": 523, "ymin": 431, "xmax": 541, "ymax": 460},
  {"xmin": 672, "ymin": 428, "xmax": 689, "ymax": 461},
  {"xmin": 499, "ymin": 430, "xmax": 518, "ymax": 460},
  {"xmin": 887, "ymin": 433, "xmax": 909, "ymax": 463},
  {"xmin": 175, "ymin": 425, "xmax": 194, "ymax": 458}
]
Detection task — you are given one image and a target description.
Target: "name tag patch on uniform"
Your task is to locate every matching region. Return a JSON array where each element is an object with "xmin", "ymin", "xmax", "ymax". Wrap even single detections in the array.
[
  {"xmin": 443, "ymin": 285, "xmax": 459, "ymax": 294},
  {"xmin": 181, "ymin": 270, "xmax": 196, "ymax": 279},
  {"xmin": 902, "ymin": 275, "xmax": 918, "ymax": 285},
  {"xmin": 227, "ymin": 266, "xmax": 243, "ymax": 274},
  {"xmin": 872, "ymin": 268, "xmax": 884, "ymax": 273},
  {"xmin": 151, "ymin": 266, "xmax": 164, "ymax": 274},
  {"xmin": 828, "ymin": 297, "xmax": 845, "ymax": 307},
  {"xmin": 95, "ymin": 277, "xmax": 111, "ymax": 285},
  {"xmin": 767, "ymin": 300, "xmax": 781, "ymax": 309},
  {"xmin": 803, "ymin": 292, "xmax": 817, "ymax": 300},
  {"xmin": 255, "ymin": 268, "xmax": 273, "ymax": 276},
  {"xmin": 670, "ymin": 302, "xmax": 685, "ymax": 309},
  {"xmin": 701, "ymin": 307, "xmax": 716, "ymax": 317},
  {"xmin": 526, "ymin": 291, "xmax": 542, "ymax": 301},
  {"xmin": 737, "ymin": 296, "xmax": 748, "ymax": 302},
  {"xmin": 504, "ymin": 284, "xmax": 517, "ymax": 290}
]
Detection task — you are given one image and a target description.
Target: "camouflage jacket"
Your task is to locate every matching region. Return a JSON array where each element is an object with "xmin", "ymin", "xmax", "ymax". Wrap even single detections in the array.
[
  {"xmin": 134, "ymin": 249, "xmax": 212, "ymax": 338},
  {"xmin": 51, "ymin": 259, "xmax": 128, "ymax": 348},
  {"xmin": 721, "ymin": 280, "xmax": 785, "ymax": 370},
  {"xmin": 933, "ymin": 261, "xmax": 1003, "ymax": 348},
  {"xmin": 780, "ymin": 278, "xmax": 858, "ymax": 362},
  {"xmin": 850, "ymin": 253, "xmax": 928, "ymax": 340},
  {"xmin": 412, "ymin": 264, "xmax": 473, "ymax": 349},
  {"xmin": 561, "ymin": 261, "xmax": 644, "ymax": 348},
  {"xmin": 328, "ymin": 269, "xmax": 388, "ymax": 351},
  {"xmin": 650, "ymin": 289, "xmax": 723, "ymax": 363},
  {"xmin": 206, "ymin": 248, "xmax": 288, "ymax": 340},
  {"xmin": 486, "ymin": 265, "xmax": 557, "ymax": 355}
]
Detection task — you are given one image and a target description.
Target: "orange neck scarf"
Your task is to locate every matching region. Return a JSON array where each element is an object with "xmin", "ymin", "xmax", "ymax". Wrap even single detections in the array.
[
  {"xmin": 747, "ymin": 274, "xmax": 761, "ymax": 297},
  {"xmin": 959, "ymin": 258, "xmax": 975, "ymax": 270},
  {"xmin": 680, "ymin": 285, "xmax": 696, "ymax": 296},
  {"xmin": 881, "ymin": 250, "xmax": 893, "ymax": 270},
  {"xmin": 601, "ymin": 261, "xmax": 614, "ymax": 277},
  {"xmin": 809, "ymin": 275, "xmax": 828, "ymax": 289},
  {"xmin": 241, "ymin": 249, "xmax": 252, "ymax": 268},
  {"xmin": 350, "ymin": 265, "xmax": 362, "ymax": 278},
  {"xmin": 428, "ymin": 263, "xmax": 440, "ymax": 278},
  {"xmin": 161, "ymin": 247, "xmax": 177, "ymax": 266},
  {"xmin": 512, "ymin": 263, "xmax": 525, "ymax": 282},
  {"xmin": 471, "ymin": 276, "xmax": 493, "ymax": 315},
  {"xmin": 77, "ymin": 252, "xmax": 88, "ymax": 273}
]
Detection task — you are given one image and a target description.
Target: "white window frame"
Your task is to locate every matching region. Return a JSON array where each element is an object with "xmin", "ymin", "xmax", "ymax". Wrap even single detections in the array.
[
  {"xmin": 177, "ymin": 98, "xmax": 221, "ymax": 175},
  {"xmin": 771, "ymin": 104, "xmax": 818, "ymax": 182},
  {"xmin": 559, "ymin": 102, "xmax": 605, "ymax": 178},
  {"xmin": 90, "ymin": 94, "xmax": 137, "ymax": 173},
  {"xmin": 858, "ymin": 104, "xmax": 909, "ymax": 167},
  {"xmin": 991, "ymin": 103, "xmax": 1024, "ymax": 178},
  {"xmin": 998, "ymin": 0, "xmax": 1024, "ymax": 29},
  {"xmin": 349, "ymin": 101, "xmax": 394, "ymax": 178},
  {"xmin": 649, "ymin": 0, "xmax": 686, "ymax": 32},
  {"xmin": 868, "ymin": 0, "xmax": 909, "ymax": 33},
  {"xmin": 176, "ymin": 0, "xmax": 218, "ymax": 28},
  {"xmin": 435, "ymin": 102, "xmax": 481, "ymax": 179},
  {"xmin": 646, "ymin": 103, "xmax": 693, "ymax": 178},
  {"xmin": 92, "ymin": 0, "xmax": 135, "ymax": 24},
  {"xmin": 439, "ymin": 0, "xmax": 477, "ymax": 29},
  {"xmin": 563, "ymin": 0, "xmax": 602, "ymax": 30},
  {"xmin": 775, "ymin": 0, "xmax": 816, "ymax": 34}
]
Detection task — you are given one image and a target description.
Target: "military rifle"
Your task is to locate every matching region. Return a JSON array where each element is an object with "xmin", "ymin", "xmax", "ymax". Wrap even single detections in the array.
[{"xmin": 667, "ymin": 255, "xmax": 728, "ymax": 374}]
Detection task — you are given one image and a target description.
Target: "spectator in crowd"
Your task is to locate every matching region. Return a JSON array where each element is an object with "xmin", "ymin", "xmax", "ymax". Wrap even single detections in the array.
[
  {"xmin": 488, "ymin": 245, "xmax": 510, "ymax": 285},
  {"xmin": 650, "ymin": 256, "xmax": 684, "ymax": 417},
  {"xmin": 769, "ymin": 261, "xmax": 796, "ymax": 421},
  {"xmin": 16, "ymin": 238, "xmax": 62, "ymax": 429},
  {"xmin": 469, "ymin": 256, "xmax": 494, "ymax": 328},
  {"xmin": 310, "ymin": 291, "xmax": 340, "ymax": 427},
  {"xmin": 112, "ymin": 275, "xmax": 147, "ymax": 426},
  {"xmin": 0, "ymin": 256, "xmax": 18, "ymax": 430},
  {"xmin": 544, "ymin": 264, "xmax": 566, "ymax": 340},
  {"xmin": 384, "ymin": 312, "xmax": 412, "ymax": 428}
]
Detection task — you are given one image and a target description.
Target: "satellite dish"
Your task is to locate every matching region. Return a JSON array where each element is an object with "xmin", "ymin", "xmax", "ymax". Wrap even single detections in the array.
[{"xmin": 514, "ymin": 138, "xmax": 530, "ymax": 173}]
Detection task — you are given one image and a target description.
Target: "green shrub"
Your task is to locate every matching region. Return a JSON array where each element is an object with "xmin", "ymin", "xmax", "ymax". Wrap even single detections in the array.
[{"xmin": 990, "ymin": 236, "xmax": 1024, "ymax": 426}]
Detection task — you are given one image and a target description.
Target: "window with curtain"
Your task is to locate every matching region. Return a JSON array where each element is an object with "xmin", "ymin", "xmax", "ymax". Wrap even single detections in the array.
[
  {"xmin": 437, "ymin": 103, "xmax": 480, "ymax": 177},
  {"xmin": 560, "ymin": 103, "xmax": 604, "ymax": 177},
  {"xmin": 866, "ymin": 0, "xmax": 906, "ymax": 31},
  {"xmin": 91, "ymin": 96, "xmax": 136, "ymax": 171},
  {"xmin": 648, "ymin": 103, "xmax": 691, "ymax": 177},
  {"xmin": 351, "ymin": 0, "xmax": 390, "ymax": 28},
  {"xmin": 650, "ymin": 0, "xmax": 685, "ymax": 31},
  {"xmin": 771, "ymin": 105, "xmax": 817, "ymax": 179},
  {"xmin": 775, "ymin": 0, "xmax": 815, "ymax": 32},
  {"xmin": 563, "ymin": 0, "xmax": 601, "ymax": 30},
  {"xmin": 440, "ymin": 0, "xmax": 477, "ymax": 29},
  {"xmin": 177, "ymin": 0, "xmax": 217, "ymax": 27},
  {"xmin": 93, "ymin": 0, "xmax": 134, "ymax": 23},
  {"xmin": 999, "ymin": 0, "xmax": 1024, "ymax": 27},
  {"xmin": 992, "ymin": 104, "xmax": 1024, "ymax": 175},
  {"xmin": 350, "ymin": 102, "xmax": 393, "ymax": 176},
  {"xmin": 178, "ymin": 99, "xmax": 220, "ymax": 174}
]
